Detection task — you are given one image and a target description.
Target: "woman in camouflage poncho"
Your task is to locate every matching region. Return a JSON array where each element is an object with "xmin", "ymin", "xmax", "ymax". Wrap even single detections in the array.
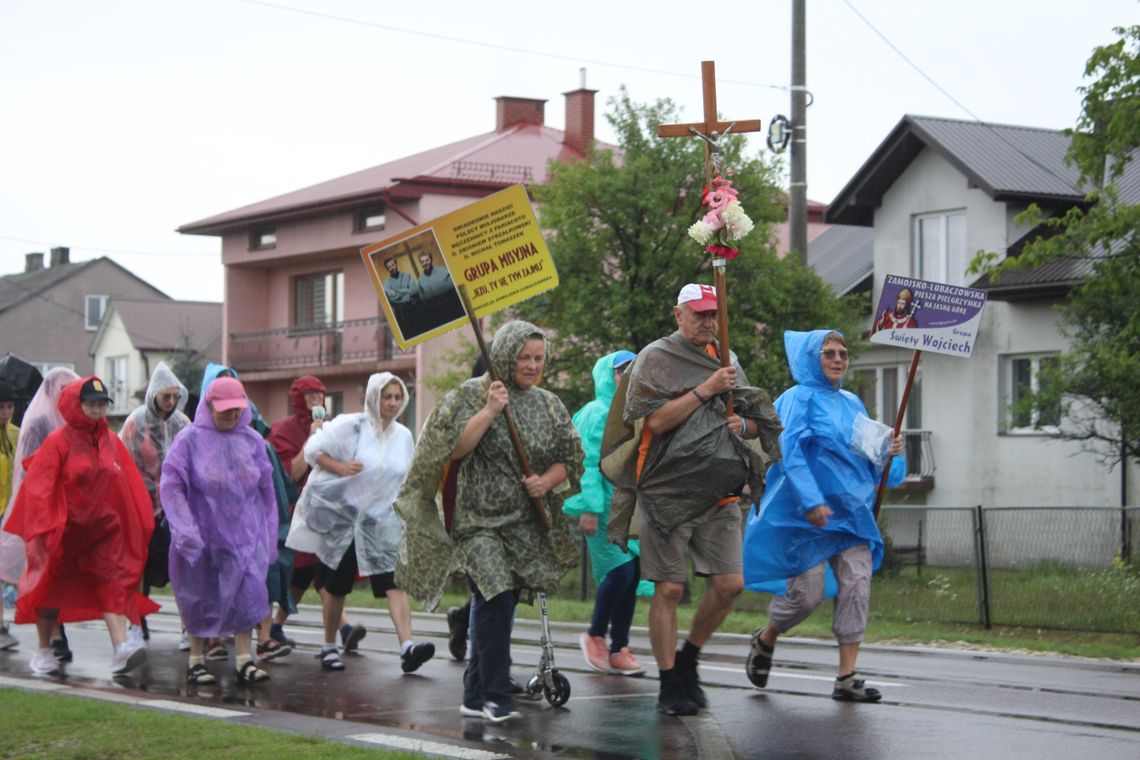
[{"xmin": 395, "ymin": 320, "xmax": 583, "ymax": 723}]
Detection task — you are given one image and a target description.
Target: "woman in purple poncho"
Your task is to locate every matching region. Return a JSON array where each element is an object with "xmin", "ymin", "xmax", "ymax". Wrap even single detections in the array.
[{"xmin": 160, "ymin": 377, "xmax": 277, "ymax": 686}]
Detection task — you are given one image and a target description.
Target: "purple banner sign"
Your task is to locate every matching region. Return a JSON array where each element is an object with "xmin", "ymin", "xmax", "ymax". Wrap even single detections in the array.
[{"xmin": 869, "ymin": 275, "xmax": 988, "ymax": 358}]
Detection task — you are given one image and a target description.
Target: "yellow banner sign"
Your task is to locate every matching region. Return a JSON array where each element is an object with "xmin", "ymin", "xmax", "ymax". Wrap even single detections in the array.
[{"xmin": 360, "ymin": 184, "xmax": 558, "ymax": 349}]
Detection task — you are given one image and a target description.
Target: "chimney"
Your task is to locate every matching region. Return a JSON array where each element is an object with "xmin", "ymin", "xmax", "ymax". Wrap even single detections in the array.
[
  {"xmin": 25, "ymin": 252, "xmax": 44, "ymax": 272},
  {"xmin": 49, "ymin": 246, "xmax": 70, "ymax": 266},
  {"xmin": 495, "ymin": 96, "xmax": 546, "ymax": 131},
  {"xmin": 563, "ymin": 68, "xmax": 597, "ymax": 155}
]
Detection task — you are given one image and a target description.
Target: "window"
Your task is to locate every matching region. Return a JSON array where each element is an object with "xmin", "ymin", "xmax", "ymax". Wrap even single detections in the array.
[
  {"xmin": 356, "ymin": 205, "xmax": 387, "ymax": 233},
  {"xmin": 293, "ymin": 270, "xmax": 344, "ymax": 328},
  {"xmin": 105, "ymin": 355, "xmax": 129, "ymax": 413},
  {"xmin": 250, "ymin": 227, "xmax": 277, "ymax": 250},
  {"xmin": 85, "ymin": 294, "xmax": 109, "ymax": 331},
  {"xmin": 913, "ymin": 211, "xmax": 967, "ymax": 285},
  {"xmin": 1002, "ymin": 353, "xmax": 1061, "ymax": 433},
  {"xmin": 852, "ymin": 364, "xmax": 921, "ymax": 428}
]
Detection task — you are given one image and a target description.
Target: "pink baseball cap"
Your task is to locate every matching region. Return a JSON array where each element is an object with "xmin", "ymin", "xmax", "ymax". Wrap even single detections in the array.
[
  {"xmin": 677, "ymin": 283, "xmax": 718, "ymax": 312},
  {"xmin": 206, "ymin": 377, "xmax": 248, "ymax": 412}
]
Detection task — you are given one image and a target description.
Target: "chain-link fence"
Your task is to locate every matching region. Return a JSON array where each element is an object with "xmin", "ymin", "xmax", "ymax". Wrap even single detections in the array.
[{"xmin": 876, "ymin": 505, "xmax": 1140, "ymax": 633}]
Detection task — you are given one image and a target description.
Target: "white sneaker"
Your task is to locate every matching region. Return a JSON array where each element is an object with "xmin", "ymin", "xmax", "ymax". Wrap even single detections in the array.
[
  {"xmin": 127, "ymin": 625, "xmax": 145, "ymax": 646},
  {"xmin": 0, "ymin": 626, "xmax": 18, "ymax": 650},
  {"xmin": 111, "ymin": 639, "xmax": 147, "ymax": 674},
  {"xmin": 179, "ymin": 629, "xmax": 191, "ymax": 651},
  {"xmin": 30, "ymin": 647, "xmax": 61, "ymax": 676}
]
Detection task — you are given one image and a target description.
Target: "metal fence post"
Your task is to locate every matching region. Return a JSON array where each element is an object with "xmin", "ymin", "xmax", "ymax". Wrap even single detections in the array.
[
  {"xmin": 1122, "ymin": 506, "xmax": 1132, "ymax": 565},
  {"xmin": 972, "ymin": 504, "xmax": 992, "ymax": 629}
]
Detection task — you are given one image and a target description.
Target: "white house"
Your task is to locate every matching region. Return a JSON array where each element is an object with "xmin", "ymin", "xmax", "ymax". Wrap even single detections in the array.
[
  {"xmin": 817, "ymin": 115, "xmax": 1138, "ymax": 513},
  {"xmin": 89, "ymin": 298, "xmax": 222, "ymax": 416}
]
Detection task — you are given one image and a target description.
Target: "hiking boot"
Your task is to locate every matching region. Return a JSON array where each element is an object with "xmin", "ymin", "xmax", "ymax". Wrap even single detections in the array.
[
  {"xmin": 30, "ymin": 647, "xmax": 61, "ymax": 677},
  {"xmin": 446, "ymin": 605, "xmax": 469, "ymax": 661},
  {"xmin": 832, "ymin": 673, "xmax": 882, "ymax": 703},
  {"xmin": 401, "ymin": 642, "xmax": 435, "ymax": 673},
  {"xmin": 340, "ymin": 623, "xmax": 367, "ymax": 653},
  {"xmin": 674, "ymin": 649, "xmax": 707, "ymax": 709},
  {"xmin": 746, "ymin": 628, "xmax": 775, "ymax": 688},
  {"xmin": 0, "ymin": 626, "xmax": 18, "ymax": 651},
  {"xmin": 656, "ymin": 669, "xmax": 698, "ymax": 716},
  {"xmin": 111, "ymin": 639, "xmax": 147, "ymax": 675},
  {"xmin": 579, "ymin": 633, "xmax": 611, "ymax": 673},
  {"xmin": 609, "ymin": 647, "xmax": 646, "ymax": 676}
]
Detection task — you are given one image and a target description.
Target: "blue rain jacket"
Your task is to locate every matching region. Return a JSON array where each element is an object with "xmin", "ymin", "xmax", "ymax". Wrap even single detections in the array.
[
  {"xmin": 744, "ymin": 330, "xmax": 904, "ymax": 595},
  {"xmin": 563, "ymin": 352, "xmax": 653, "ymax": 596}
]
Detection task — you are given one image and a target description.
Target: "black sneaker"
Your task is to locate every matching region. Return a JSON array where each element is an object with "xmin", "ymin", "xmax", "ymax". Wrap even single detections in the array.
[
  {"xmin": 657, "ymin": 669, "xmax": 698, "ymax": 716},
  {"xmin": 51, "ymin": 632, "xmax": 72, "ymax": 664},
  {"xmin": 674, "ymin": 649, "xmax": 707, "ymax": 709},
  {"xmin": 401, "ymin": 642, "xmax": 435, "ymax": 673},
  {"xmin": 340, "ymin": 623, "xmax": 367, "ymax": 653},
  {"xmin": 832, "ymin": 673, "xmax": 882, "ymax": 703},
  {"xmin": 746, "ymin": 628, "xmax": 775, "ymax": 688},
  {"xmin": 446, "ymin": 606, "xmax": 469, "ymax": 661}
]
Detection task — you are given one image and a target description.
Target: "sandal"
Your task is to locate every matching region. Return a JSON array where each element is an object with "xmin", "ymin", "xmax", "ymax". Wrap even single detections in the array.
[
  {"xmin": 235, "ymin": 660, "xmax": 270, "ymax": 684},
  {"xmin": 187, "ymin": 662, "xmax": 217, "ymax": 685},
  {"xmin": 206, "ymin": 643, "xmax": 229, "ymax": 661},
  {"xmin": 256, "ymin": 639, "xmax": 292, "ymax": 661},
  {"xmin": 320, "ymin": 649, "xmax": 345, "ymax": 671}
]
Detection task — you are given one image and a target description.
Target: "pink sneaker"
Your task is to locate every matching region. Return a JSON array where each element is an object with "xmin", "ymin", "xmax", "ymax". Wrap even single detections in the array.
[
  {"xmin": 579, "ymin": 633, "xmax": 611, "ymax": 673},
  {"xmin": 609, "ymin": 647, "xmax": 646, "ymax": 676}
]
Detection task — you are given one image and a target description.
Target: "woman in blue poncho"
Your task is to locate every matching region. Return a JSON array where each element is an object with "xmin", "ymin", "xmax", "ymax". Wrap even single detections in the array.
[{"xmin": 742, "ymin": 329, "xmax": 903, "ymax": 703}]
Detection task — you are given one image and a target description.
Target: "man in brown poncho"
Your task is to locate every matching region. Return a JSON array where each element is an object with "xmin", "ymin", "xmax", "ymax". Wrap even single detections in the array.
[{"xmin": 601, "ymin": 283, "xmax": 781, "ymax": 716}]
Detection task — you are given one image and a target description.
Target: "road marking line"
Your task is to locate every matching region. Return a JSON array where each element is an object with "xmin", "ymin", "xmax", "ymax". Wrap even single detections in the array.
[
  {"xmin": 143, "ymin": 699, "xmax": 251, "ymax": 718},
  {"xmin": 699, "ymin": 665, "xmax": 906, "ymax": 688},
  {"xmin": 347, "ymin": 733, "xmax": 510, "ymax": 759}
]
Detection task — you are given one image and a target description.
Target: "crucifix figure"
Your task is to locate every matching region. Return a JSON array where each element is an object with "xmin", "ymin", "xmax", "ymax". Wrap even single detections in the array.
[{"xmin": 657, "ymin": 60, "xmax": 762, "ymax": 416}]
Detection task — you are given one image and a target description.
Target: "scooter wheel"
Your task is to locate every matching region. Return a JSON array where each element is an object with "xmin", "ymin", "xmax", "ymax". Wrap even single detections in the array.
[{"xmin": 543, "ymin": 671, "xmax": 571, "ymax": 707}]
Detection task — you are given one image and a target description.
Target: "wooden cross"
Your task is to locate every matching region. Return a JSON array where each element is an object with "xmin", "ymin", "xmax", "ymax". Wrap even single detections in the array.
[{"xmin": 657, "ymin": 61, "xmax": 763, "ymax": 417}]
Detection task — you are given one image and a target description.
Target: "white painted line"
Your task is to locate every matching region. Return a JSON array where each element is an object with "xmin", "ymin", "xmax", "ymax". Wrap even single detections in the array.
[
  {"xmin": 549, "ymin": 691, "xmax": 656, "ymax": 702},
  {"xmin": 143, "ymin": 699, "xmax": 251, "ymax": 718},
  {"xmin": 699, "ymin": 664, "xmax": 907, "ymax": 688},
  {"xmin": 0, "ymin": 675, "xmax": 67, "ymax": 692},
  {"xmin": 347, "ymin": 733, "xmax": 511, "ymax": 759}
]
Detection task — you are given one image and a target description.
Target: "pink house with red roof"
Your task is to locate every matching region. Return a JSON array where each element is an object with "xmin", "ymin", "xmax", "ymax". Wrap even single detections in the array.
[{"xmin": 179, "ymin": 88, "xmax": 608, "ymax": 427}]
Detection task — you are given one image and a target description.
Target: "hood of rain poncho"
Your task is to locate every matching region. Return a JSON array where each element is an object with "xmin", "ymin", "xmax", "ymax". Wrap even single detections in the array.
[
  {"xmin": 201, "ymin": 362, "xmax": 237, "ymax": 391},
  {"xmin": 393, "ymin": 320, "xmax": 583, "ymax": 612},
  {"xmin": 562, "ymin": 351, "xmax": 654, "ymax": 594},
  {"xmin": 119, "ymin": 362, "xmax": 191, "ymax": 506},
  {"xmin": 743, "ymin": 330, "xmax": 905, "ymax": 595},
  {"xmin": 286, "ymin": 372, "xmax": 412, "ymax": 574},
  {"xmin": 268, "ymin": 375, "xmax": 327, "ymax": 485},
  {"xmin": 0, "ymin": 367, "xmax": 79, "ymax": 583},
  {"xmin": 3, "ymin": 378, "xmax": 159, "ymax": 624},
  {"xmin": 159, "ymin": 383, "xmax": 277, "ymax": 637},
  {"xmin": 600, "ymin": 331, "xmax": 782, "ymax": 541}
]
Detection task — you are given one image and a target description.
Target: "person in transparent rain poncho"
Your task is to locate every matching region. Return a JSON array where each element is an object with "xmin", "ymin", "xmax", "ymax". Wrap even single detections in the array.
[
  {"xmin": 118, "ymin": 361, "xmax": 191, "ymax": 643},
  {"xmin": 286, "ymin": 372, "xmax": 434, "ymax": 673},
  {"xmin": 160, "ymin": 377, "xmax": 277, "ymax": 686},
  {"xmin": 0, "ymin": 368, "xmax": 80, "ymax": 660}
]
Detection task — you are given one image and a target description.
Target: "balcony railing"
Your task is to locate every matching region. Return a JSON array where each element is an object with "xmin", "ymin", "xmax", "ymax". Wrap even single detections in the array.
[
  {"xmin": 228, "ymin": 316, "xmax": 413, "ymax": 372},
  {"xmin": 895, "ymin": 429, "xmax": 935, "ymax": 490}
]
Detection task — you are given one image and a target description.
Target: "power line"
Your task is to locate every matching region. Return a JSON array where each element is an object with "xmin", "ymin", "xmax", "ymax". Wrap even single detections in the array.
[
  {"xmin": 237, "ymin": 0, "xmax": 793, "ymax": 93},
  {"xmin": 0, "ymin": 234, "xmax": 218, "ymax": 259}
]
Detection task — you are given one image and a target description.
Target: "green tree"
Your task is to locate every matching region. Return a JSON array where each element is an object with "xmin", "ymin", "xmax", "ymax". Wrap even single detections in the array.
[
  {"xmin": 167, "ymin": 326, "xmax": 209, "ymax": 397},
  {"xmin": 517, "ymin": 90, "xmax": 862, "ymax": 410},
  {"xmin": 970, "ymin": 25, "xmax": 1140, "ymax": 463}
]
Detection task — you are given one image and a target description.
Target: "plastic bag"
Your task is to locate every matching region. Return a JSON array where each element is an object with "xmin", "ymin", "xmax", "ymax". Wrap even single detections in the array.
[{"xmin": 849, "ymin": 413, "xmax": 892, "ymax": 468}]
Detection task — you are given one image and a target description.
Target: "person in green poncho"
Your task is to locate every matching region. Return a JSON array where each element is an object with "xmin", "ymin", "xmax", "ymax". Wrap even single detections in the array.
[
  {"xmin": 395, "ymin": 320, "xmax": 583, "ymax": 724},
  {"xmin": 563, "ymin": 350, "xmax": 652, "ymax": 677}
]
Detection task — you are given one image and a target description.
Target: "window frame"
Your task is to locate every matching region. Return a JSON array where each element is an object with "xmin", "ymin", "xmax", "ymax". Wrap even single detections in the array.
[
  {"xmin": 85, "ymin": 294, "xmax": 109, "ymax": 331},
  {"xmin": 851, "ymin": 362, "xmax": 922, "ymax": 429},
  {"xmin": 250, "ymin": 227, "xmax": 277, "ymax": 251},
  {"xmin": 292, "ymin": 269, "xmax": 345, "ymax": 329},
  {"xmin": 355, "ymin": 205, "xmax": 387, "ymax": 233},
  {"xmin": 1000, "ymin": 352, "xmax": 1061, "ymax": 435},
  {"xmin": 104, "ymin": 354, "xmax": 130, "ymax": 414},
  {"xmin": 912, "ymin": 209, "xmax": 967, "ymax": 285}
]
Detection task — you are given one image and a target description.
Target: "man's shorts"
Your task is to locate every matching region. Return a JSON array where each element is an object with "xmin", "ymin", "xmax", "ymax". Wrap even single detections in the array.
[{"xmin": 638, "ymin": 502, "xmax": 742, "ymax": 583}]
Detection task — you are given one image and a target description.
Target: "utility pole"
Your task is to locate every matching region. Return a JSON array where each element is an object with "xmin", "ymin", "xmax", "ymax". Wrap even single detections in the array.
[{"xmin": 789, "ymin": 0, "xmax": 808, "ymax": 265}]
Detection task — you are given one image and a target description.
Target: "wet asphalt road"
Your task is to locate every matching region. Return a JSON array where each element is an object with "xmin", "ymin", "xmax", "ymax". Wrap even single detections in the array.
[{"xmin": 0, "ymin": 595, "xmax": 1136, "ymax": 759}]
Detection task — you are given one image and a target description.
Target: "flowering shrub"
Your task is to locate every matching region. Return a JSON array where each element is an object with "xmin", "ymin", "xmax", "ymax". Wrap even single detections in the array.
[{"xmin": 687, "ymin": 170, "xmax": 755, "ymax": 259}]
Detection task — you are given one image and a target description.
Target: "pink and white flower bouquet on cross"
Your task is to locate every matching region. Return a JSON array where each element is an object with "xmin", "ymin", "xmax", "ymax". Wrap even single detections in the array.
[{"xmin": 687, "ymin": 170, "xmax": 754, "ymax": 260}]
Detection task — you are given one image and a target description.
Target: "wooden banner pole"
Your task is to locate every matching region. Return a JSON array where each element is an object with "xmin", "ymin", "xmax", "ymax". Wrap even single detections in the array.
[
  {"xmin": 457, "ymin": 285, "xmax": 550, "ymax": 530},
  {"xmin": 873, "ymin": 350, "xmax": 922, "ymax": 520}
]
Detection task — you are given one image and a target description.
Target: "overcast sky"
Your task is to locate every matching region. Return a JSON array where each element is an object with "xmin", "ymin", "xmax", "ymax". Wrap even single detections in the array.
[{"xmin": 1, "ymin": 0, "xmax": 1135, "ymax": 302}]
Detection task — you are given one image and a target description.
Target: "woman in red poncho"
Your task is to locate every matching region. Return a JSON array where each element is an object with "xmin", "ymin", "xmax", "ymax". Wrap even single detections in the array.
[{"xmin": 3, "ymin": 376, "xmax": 158, "ymax": 677}]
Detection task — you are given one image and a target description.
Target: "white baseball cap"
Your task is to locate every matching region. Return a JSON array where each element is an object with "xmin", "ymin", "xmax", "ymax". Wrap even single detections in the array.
[{"xmin": 676, "ymin": 283, "xmax": 718, "ymax": 312}]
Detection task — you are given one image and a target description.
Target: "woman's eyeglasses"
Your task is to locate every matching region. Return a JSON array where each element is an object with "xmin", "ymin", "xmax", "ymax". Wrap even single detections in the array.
[
  {"xmin": 158, "ymin": 393, "xmax": 181, "ymax": 403},
  {"xmin": 821, "ymin": 349, "xmax": 849, "ymax": 361}
]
